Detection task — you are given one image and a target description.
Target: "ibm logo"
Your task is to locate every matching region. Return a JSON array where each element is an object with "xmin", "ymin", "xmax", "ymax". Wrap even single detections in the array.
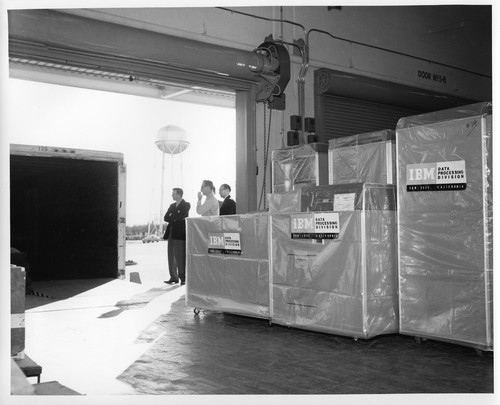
[
  {"xmin": 291, "ymin": 217, "xmax": 314, "ymax": 230},
  {"xmin": 209, "ymin": 235, "xmax": 225, "ymax": 246},
  {"xmin": 408, "ymin": 167, "xmax": 435, "ymax": 181}
]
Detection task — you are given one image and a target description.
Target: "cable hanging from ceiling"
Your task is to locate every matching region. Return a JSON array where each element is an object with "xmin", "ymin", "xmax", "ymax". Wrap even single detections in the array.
[{"xmin": 258, "ymin": 101, "xmax": 273, "ymax": 211}]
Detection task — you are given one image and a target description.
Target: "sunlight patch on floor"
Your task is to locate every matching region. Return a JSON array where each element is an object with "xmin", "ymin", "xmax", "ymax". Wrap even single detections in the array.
[{"xmin": 25, "ymin": 279, "xmax": 185, "ymax": 395}]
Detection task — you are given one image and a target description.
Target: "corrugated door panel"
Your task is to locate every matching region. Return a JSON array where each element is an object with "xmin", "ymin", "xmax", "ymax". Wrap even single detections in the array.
[{"xmin": 318, "ymin": 95, "xmax": 420, "ymax": 141}]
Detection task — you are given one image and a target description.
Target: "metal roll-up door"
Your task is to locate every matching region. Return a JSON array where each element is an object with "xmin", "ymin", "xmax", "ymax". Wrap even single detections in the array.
[
  {"xmin": 317, "ymin": 95, "xmax": 419, "ymax": 141},
  {"xmin": 314, "ymin": 68, "xmax": 476, "ymax": 142}
]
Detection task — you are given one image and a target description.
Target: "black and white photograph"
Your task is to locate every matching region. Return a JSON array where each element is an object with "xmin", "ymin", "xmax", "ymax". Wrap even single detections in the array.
[{"xmin": 1, "ymin": 1, "xmax": 495, "ymax": 404}]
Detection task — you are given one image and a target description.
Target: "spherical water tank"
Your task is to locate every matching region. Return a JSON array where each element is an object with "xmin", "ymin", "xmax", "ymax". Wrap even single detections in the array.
[{"xmin": 155, "ymin": 125, "xmax": 190, "ymax": 154}]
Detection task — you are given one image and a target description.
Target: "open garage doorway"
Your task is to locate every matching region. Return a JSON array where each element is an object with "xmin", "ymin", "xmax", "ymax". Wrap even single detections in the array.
[
  {"xmin": 6, "ymin": 8, "xmax": 261, "ymax": 285},
  {"xmin": 7, "ymin": 77, "xmax": 236, "ymax": 282}
]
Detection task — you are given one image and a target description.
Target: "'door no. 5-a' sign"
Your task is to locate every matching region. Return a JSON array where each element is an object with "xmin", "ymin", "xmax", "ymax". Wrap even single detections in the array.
[
  {"xmin": 290, "ymin": 213, "xmax": 340, "ymax": 239},
  {"xmin": 208, "ymin": 232, "xmax": 242, "ymax": 255}
]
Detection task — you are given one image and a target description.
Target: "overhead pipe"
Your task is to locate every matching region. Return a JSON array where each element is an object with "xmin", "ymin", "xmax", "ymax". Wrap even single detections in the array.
[{"xmin": 8, "ymin": 10, "xmax": 284, "ymax": 86}]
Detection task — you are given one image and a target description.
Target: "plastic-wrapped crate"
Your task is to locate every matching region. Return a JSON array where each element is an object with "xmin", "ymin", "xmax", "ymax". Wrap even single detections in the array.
[
  {"xmin": 396, "ymin": 102, "xmax": 493, "ymax": 350},
  {"xmin": 186, "ymin": 213, "xmax": 269, "ymax": 318},
  {"xmin": 328, "ymin": 129, "xmax": 395, "ymax": 185},
  {"xmin": 269, "ymin": 183, "xmax": 398, "ymax": 338},
  {"xmin": 272, "ymin": 143, "xmax": 328, "ymax": 193}
]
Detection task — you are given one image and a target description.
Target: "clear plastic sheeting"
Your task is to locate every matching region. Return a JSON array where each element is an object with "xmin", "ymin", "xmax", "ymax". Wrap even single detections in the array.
[
  {"xmin": 270, "ymin": 183, "xmax": 399, "ymax": 338},
  {"xmin": 267, "ymin": 190, "xmax": 301, "ymax": 214},
  {"xmin": 396, "ymin": 102, "xmax": 493, "ymax": 350},
  {"xmin": 397, "ymin": 102, "xmax": 492, "ymax": 128},
  {"xmin": 328, "ymin": 129, "xmax": 396, "ymax": 185},
  {"xmin": 271, "ymin": 143, "xmax": 329, "ymax": 193},
  {"xmin": 186, "ymin": 213, "xmax": 270, "ymax": 318}
]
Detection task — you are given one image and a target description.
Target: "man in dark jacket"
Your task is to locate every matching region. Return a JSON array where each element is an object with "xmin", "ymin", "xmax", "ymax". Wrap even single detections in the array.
[
  {"xmin": 219, "ymin": 183, "xmax": 236, "ymax": 215},
  {"xmin": 163, "ymin": 188, "xmax": 190, "ymax": 285}
]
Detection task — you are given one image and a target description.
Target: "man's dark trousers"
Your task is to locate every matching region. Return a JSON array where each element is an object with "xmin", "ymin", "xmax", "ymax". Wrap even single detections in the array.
[{"xmin": 168, "ymin": 233, "xmax": 186, "ymax": 282}]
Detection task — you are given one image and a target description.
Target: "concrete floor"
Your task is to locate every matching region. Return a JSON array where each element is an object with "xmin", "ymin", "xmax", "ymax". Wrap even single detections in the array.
[
  {"xmin": 119, "ymin": 296, "xmax": 494, "ymax": 395},
  {"xmin": 12, "ymin": 241, "xmax": 496, "ymax": 405}
]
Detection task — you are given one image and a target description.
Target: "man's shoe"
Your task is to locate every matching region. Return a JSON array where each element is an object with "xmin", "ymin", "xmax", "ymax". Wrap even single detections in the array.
[{"xmin": 164, "ymin": 279, "xmax": 178, "ymax": 284}]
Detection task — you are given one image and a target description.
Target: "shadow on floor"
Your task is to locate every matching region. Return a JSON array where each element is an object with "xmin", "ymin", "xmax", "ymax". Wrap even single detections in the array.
[
  {"xmin": 117, "ymin": 296, "xmax": 494, "ymax": 395},
  {"xmin": 25, "ymin": 278, "xmax": 115, "ymax": 310}
]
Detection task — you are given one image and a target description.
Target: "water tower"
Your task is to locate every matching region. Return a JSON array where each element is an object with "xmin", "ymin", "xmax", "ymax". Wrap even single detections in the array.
[{"xmin": 155, "ymin": 125, "xmax": 190, "ymax": 235}]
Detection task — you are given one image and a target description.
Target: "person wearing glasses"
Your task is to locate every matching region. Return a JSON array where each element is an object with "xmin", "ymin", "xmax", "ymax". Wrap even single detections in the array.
[
  {"xmin": 219, "ymin": 183, "xmax": 236, "ymax": 215},
  {"xmin": 196, "ymin": 180, "xmax": 220, "ymax": 216}
]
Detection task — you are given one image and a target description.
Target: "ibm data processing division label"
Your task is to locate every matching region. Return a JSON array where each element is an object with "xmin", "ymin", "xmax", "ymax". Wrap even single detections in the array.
[
  {"xmin": 406, "ymin": 160, "xmax": 467, "ymax": 192},
  {"xmin": 208, "ymin": 233, "xmax": 242, "ymax": 255},
  {"xmin": 291, "ymin": 212, "xmax": 340, "ymax": 239}
]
